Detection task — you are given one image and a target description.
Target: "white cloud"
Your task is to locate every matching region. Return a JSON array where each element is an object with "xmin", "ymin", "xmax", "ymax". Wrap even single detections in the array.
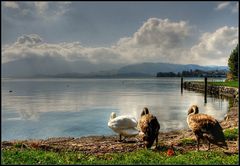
[
  {"xmin": 2, "ymin": 2, "xmax": 71, "ymax": 20},
  {"xmin": 3, "ymin": 1, "xmax": 19, "ymax": 9},
  {"xmin": 2, "ymin": 18, "xmax": 238, "ymax": 69},
  {"xmin": 216, "ymin": 2, "xmax": 230, "ymax": 10},
  {"xmin": 118, "ymin": 18, "xmax": 190, "ymax": 48},
  {"xmin": 2, "ymin": 18, "xmax": 192, "ymax": 65},
  {"xmin": 190, "ymin": 26, "xmax": 238, "ymax": 65},
  {"xmin": 32, "ymin": 2, "xmax": 72, "ymax": 20},
  {"xmin": 115, "ymin": 18, "xmax": 192, "ymax": 63},
  {"xmin": 215, "ymin": 1, "xmax": 239, "ymax": 13},
  {"xmin": 2, "ymin": 34, "xmax": 122, "ymax": 64},
  {"xmin": 34, "ymin": 2, "xmax": 49, "ymax": 15}
]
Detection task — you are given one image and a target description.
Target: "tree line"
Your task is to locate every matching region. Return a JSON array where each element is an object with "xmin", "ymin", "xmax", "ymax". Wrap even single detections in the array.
[{"xmin": 156, "ymin": 69, "xmax": 227, "ymax": 77}]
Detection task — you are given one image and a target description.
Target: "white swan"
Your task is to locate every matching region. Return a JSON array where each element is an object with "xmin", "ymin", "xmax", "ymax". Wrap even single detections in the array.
[{"xmin": 108, "ymin": 112, "xmax": 139, "ymax": 141}]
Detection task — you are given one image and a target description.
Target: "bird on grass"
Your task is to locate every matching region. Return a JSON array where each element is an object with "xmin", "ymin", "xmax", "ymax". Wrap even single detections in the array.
[
  {"xmin": 108, "ymin": 112, "xmax": 139, "ymax": 142},
  {"xmin": 187, "ymin": 105, "xmax": 228, "ymax": 151},
  {"xmin": 138, "ymin": 107, "xmax": 160, "ymax": 149}
]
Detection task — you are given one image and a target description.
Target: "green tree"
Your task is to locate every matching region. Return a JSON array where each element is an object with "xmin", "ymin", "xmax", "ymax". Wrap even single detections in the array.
[{"xmin": 228, "ymin": 44, "xmax": 238, "ymax": 80}]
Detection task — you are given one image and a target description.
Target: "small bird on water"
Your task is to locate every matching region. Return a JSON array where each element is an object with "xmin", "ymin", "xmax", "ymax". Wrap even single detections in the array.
[{"xmin": 187, "ymin": 105, "xmax": 228, "ymax": 151}]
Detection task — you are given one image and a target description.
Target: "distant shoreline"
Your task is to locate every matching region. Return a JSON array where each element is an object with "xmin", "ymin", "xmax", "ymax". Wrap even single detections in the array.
[{"xmin": 2, "ymin": 76, "xmax": 227, "ymax": 79}]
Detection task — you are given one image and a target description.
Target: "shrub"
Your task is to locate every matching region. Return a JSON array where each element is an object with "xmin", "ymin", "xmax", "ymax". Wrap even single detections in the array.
[{"xmin": 224, "ymin": 128, "xmax": 238, "ymax": 141}]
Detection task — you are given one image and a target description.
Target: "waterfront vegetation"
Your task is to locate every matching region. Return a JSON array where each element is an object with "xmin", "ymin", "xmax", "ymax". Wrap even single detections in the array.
[
  {"xmin": 228, "ymin": 44, "xmax": 238, "ymax": 80},
  {"xmin": 2, "ymin": 127, "xmax": 238, "ymax": 165},
  {"xmin": 191, "ymin": 80, "xmax": 238, "ymax": 88},
  {"xmin": 208, "ymin": 80, "xmax": 238, "ymax": 88},
  {"xmin": 156, "ymin": 69, "xmax": 227, "ymax": 78}
]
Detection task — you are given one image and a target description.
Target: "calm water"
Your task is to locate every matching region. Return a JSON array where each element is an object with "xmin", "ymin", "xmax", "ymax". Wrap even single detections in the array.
[{"xmin": 2, "ymin": 78, "xmax": 229, "ymax": 141}]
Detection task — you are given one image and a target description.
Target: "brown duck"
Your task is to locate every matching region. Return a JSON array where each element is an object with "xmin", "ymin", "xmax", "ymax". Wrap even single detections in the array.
[
  {"xmin": 187, "ymin": 105, "xmax": 228, "ymax": 151},
  {"xmin": 138, "ymin": 107, "xmax": 160, "ymax": 149}
]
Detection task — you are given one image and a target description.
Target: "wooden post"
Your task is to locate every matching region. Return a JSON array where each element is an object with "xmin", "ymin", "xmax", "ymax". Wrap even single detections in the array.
[
  {"xmin": 204, "ymin": 77, "xmax": 207, "ymax": 103},
  {"xmin": 181, "ymin": 77, "xmax": 183, "ymax": 94}
]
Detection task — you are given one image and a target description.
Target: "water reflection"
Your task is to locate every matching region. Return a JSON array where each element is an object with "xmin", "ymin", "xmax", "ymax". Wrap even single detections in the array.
[
  {"xmin": 18, "ymin": 108, "xmax": 39, "ymax": 121},
  {"xmin": 2, "ymin": 78, "xmax": 229, "ymax": 140}
]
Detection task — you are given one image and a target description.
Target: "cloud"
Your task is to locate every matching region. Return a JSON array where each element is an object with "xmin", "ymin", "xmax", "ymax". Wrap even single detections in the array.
[
  {"xmin": 34, "ymin": 2, "xmax": 49, "ymax": 15},
  {"xmin": 2, "ymin": 18, "xmax": 192, "ymax": 65},
  {"xmin": 2, "ymin": 2, "xmax": 71, "ymax": 20},
  {"xmin": 118, "ymin": 18, "xmax": 190, "ymax": 48},
  {"xmin": 35, "ymin": 2, "xmax": 72, "ymax": 19},
  {"xmin": 115, "ymin": 18, "xmax": 192, "ymax": 63},
  {"xmin": 3, "ymin": 1, "xmax": 19, "ymax": 9},
  {"xmin": 190, "ymin": 26, "xmax": 238, "ymax": 65},
  {"xmin": 2, "ymin": 18, "xmax": 238, "ymax": 74},
  {"xmin": 215, "ymin": 1, "xmax": 239, "ymax": 13},
  {"xmin": 216, "ymin": 2, "xmax": 230, "ymax": 10},
  {"xmin": 16, "ymin": 34, "xmax": 43, "ymax": 45},
  {"xmin": 2, "ymin": 34, "xmax": 122, "ymax": 65}
]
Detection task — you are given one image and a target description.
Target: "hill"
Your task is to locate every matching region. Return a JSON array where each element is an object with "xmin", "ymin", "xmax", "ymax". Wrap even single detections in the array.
[
  {"xmin": 2, "ymin": 59, "xmax": 228, "ymax": 78},
  {"xmin": 118, "ymin": 62, "xmax": 228, "ymax": 76}
]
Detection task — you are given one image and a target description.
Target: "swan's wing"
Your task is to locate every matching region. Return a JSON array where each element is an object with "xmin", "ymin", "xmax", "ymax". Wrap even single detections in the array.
[
  {"xmin": 120, "ymin": 128, "xmax": 139, "ymax": 137},
  {"xmin": 108, "ymin": 116, "xmax": 137, "ymax": 129}
]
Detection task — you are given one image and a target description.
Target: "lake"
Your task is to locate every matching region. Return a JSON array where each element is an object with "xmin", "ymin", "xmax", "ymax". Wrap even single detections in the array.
[{"xmin": 2, "ymin": 77, "xmax": 229, "ymax": 141}]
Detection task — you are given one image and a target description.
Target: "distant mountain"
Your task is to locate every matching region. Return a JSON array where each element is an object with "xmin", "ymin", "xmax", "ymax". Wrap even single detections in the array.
[
  {"xmin": 117, "ymin": 62, "xmax": 228, "ymax": 76},
  {"xmin": 1, "ymin": 56, "xmax": 123, "ymax": 78},
  {"xmin": 2, "ymin": 58, "xmax": 228, "ymax": 78}
]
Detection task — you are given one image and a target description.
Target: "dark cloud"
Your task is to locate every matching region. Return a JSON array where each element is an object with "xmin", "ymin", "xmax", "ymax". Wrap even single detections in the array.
[{"xmin": 16, "ymin": 34, "xmax": 43, "ymax": 45}]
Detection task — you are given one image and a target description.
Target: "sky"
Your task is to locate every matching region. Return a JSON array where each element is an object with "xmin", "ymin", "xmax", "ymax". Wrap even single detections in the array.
[{"xmin": 1, "ymin": 1, "xmax": 239, "ymax": 70}]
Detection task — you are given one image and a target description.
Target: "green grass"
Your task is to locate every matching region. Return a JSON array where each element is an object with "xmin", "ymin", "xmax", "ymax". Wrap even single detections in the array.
[
  {"xmin": 13, "ymin": 143, "xmax": 22, "ymax": 148},
  {"xmin": 208, "ymin": 81, "xmax": 238, "ymax": 88},
  {"xmin": 224, "ymin": 128, "xmax": 239, "ymax": 141},
  {"xmin": 178, "ymin": 138, "xmax": 196, "ymax": 146},
  {"xmin": 191, "ymin": 80, "xmax": 238, "ymax": 88},
  {"xmin": 2, "ymin": 148, "xmax": 238, "ymax": 164}
]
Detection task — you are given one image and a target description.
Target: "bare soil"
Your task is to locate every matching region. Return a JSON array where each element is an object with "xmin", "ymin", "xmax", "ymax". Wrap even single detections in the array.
[{"xmin": 1, "ymin": 107, "xmax": 238, "ymax": 156}]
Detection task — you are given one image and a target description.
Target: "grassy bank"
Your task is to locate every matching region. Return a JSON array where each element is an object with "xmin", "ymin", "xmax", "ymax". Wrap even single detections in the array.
[
  {"xmin": 208, "ymin": 80, "xmax": 238, "ymax": 88},
  {"xmin": 2, "ymin": 127, "xmax": 238, "ymax": 165},
  {"xmin": 191, "ymin": 80, "xmax": 238, "ymax": 88},
  {"xmin": 2, "ymin": 148, "xmax": 238, "ymax": 164}
]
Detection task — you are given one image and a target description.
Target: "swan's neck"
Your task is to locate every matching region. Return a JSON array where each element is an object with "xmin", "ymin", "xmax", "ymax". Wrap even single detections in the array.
[
  {"xmin": 192, "ymin": 106, "xmax": 198, "ymax": 114},
  {"xmin": 187, "ymin": 115, "xmax": 190, "ymax": 126},
  {"xmin": 110, "ymin": 113, "xmax": 116, "ymax": 120},
  {"xmin": 187, "ymin": 114, "xmax": 194, "ymax": 129}
]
